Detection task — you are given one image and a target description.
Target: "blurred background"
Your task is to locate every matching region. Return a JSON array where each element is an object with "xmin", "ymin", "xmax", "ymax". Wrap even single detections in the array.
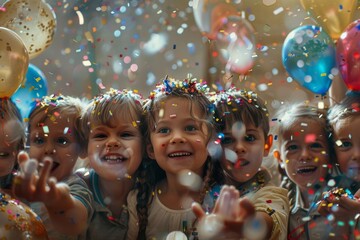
[{"xmin": 1, "ymin": 0, "xmax": 359, "ymax": 115}]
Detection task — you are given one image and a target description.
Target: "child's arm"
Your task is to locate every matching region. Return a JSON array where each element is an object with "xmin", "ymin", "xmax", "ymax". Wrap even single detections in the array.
[
  {"xmin": 192, "ymin": 185, "xmax": 257, "ymax": 240},
  {"xmin": 328, "ymin": 76, "xmax": 347, "ymax": 106},
  {"xmin": 13, "ymin": 151, "xmax": 89, "ymax": 236}
]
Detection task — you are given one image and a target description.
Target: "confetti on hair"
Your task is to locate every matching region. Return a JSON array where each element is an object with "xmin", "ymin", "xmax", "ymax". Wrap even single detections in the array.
[{"xmin": 151, "ymin": 76, "xmax": 210, "ymax": 97}]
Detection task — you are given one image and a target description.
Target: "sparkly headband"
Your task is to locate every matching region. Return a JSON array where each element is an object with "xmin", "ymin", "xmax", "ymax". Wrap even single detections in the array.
[
  {"xmin": 35, "ymin": 94, "xmax": 65, "ymax": 108},
  {"xmin": 149, "ymin": 76, "xmax": 210, "ymax": 99},
  {"xmin": 90, "ymin": 88, "xmax": 144, "ymax": 110},
  {"xmin": 208, "ymin": 87, "xmax": 263, "ymax": 111}
]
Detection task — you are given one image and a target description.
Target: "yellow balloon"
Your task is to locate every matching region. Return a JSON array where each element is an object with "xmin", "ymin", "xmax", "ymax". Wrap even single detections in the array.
[
  {"xmin": 0, "ymin": 192, "xmax": 48, "ymax": 239},
  {"xmin": 0, "ymin": 0, "xmax": 57, "ymax": 59},
  {"xmin": 0, "ymin": 27, "xmax": 29, "ymax": 98},
  {"xmin": 300, "ymin": 0, "xmax": 356, "ymax": 40}
]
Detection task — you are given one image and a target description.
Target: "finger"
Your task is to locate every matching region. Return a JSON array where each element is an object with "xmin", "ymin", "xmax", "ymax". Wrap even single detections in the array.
[
  {"xmin": 218, "ymin": 187, "xmax": 233, "ymax": 216},
  {"xmin": 192, "ymin": 202, "xmax": 206, "ymax": 219},
  {"xmin": 17, "ymin": 151, "xmax": 31, "ymax": 172},
  {"xmin": 354, "ymin": 189, "xmax": 360, "ymax": 198},
  {"xmin": 23, "ymin": 159, "xmax": 38, "ymax": 180},
  {"xmin": 337, "ymin": 196, "xmax": 360, "ymax": 212},
  {"xmin": 37, "ymin": 157, "xmax": 52, "ymax": 192},
  {"xmin": 317, "ymin": 201, "xmax": 331, "ymax": 216}
]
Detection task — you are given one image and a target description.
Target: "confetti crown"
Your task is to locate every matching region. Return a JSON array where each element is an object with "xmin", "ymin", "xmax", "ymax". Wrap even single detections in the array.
[
  {"xmin": 208, "ymin": 87, "xmax": 266, "ymax": 113},
  {"xmin": 92, "ymin": 88, "xmax": 143, "ymax": 105},
  {"xmin": 149, "ymin": 75, "xmax": 210, "ymax": 99},
  {"xmin": 36, "ymin": 94, "xmax": 65, "ymax": 108}
]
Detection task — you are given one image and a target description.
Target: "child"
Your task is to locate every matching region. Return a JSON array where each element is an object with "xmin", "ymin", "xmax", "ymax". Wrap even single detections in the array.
[
  {"xmin": 0, "ymin": 98, "xmax": 48, "ymax": 239},
  {"xmin": 13, "ymin": 94, "xmax": 93, "ymax": 239},
  {"xmin": 76, "ymin": 88, "xmax": 146, "ymax": 239},
  {"xmin": 0, "ymin": 98, "xmax": 25, "ymax": 195},
  {"xmin": 273, "ymin": 102, "xmax": 349, "ymax": 239},
  {"xmin": 317, "ymin": 93, "xmax": 360, "ymax": 234},
  {"xmin": 127, "ymin": 78, "xmax": 218, "ymax": 240},
  {"xmin": 204, "ymin": 88, "xmax": 289, "ymax": 239}
]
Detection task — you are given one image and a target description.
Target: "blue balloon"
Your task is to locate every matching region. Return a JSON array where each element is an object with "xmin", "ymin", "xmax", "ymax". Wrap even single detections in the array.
[
  {"xmin": 282, "ymin": 25, "xmax": 336, "ymax": 95},
  {"xmin": 11, "ymin": 64, "xmax": 48, "ymax": 119}
]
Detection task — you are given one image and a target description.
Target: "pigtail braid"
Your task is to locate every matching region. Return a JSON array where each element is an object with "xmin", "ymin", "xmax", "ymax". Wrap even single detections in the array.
[
  {"xmin": 136, "ymin": 160, "xmax": 165, "ymax": 240},
  {"xmin": 280, "ymin": 176, "xmax": 296, "ymax": 210}
]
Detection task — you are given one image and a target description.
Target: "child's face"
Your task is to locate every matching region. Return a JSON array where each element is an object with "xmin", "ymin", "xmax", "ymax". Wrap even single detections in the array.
[
  {"xmin": 0, "ymin": 119, "xmax": 22, "ymax": 177},
  {"xmin": 29, "ymin": 112, "xmax": 81, "ymax": 180},
  {"xmin": 87, "ymin": 117, "xmax": 143, "ymax": 181},
  {"xmin": 221, "ymin": 122, "xmax": 270, "ymax": 183},
  {"xmin": 333, "ymin": 116, "xmax": 360, "ymax": 182},
  {"xmin": 148, "ymin": 97, "xmax": 209, "ymax": 177},
  {"xmin": 278, "ymin": 119, "xmax": 329, "ymax": 190}
]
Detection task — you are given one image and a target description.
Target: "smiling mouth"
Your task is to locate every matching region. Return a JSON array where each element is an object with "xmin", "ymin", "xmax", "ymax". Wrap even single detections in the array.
[
  {"xmin": 168, "ymin": 152, "xmax": 192, "ymax": 158},
  {"xmin": 102, "ymin": 155, "xmax": 127, "ymax": 163},
  {"xmin": 297, "ymin": 166, "xmax": 317, "ymax": 174},
  {"xmin": 51, "ymin": 162, "xmax": 60, "ymax": 172}
]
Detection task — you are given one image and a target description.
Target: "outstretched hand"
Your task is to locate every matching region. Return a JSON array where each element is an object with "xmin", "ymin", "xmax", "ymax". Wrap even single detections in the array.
[
  {"xmin": 13, "ymin": 151, "xmax": 70, "ymax": 207},
  {"xmin": 318, "ymin": 188, "xmax": 360, "ymax": 223},
  {"xmin": 192, "ymin": 185, "xmax": 257, "ymax": 240}
]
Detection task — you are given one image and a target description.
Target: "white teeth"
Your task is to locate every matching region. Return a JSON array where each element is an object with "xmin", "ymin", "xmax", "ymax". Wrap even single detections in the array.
[
  {"xmin": 297, "ymin": 166, "xmax": 317, "ymax": 174},
  {"xmin": 104, "ymin": 155, "xmax": 125, "ymax": 162},
  {"xmin": 169, "ymin": 152, "xmax": 191, "ymax": 157},
  {"xmin": 0, "ymin": 152, "xmax": 9, "ymax": 157}
]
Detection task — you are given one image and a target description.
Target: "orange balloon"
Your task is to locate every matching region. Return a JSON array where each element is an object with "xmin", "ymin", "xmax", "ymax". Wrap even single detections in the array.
[
  {"xmin": 300, "ymin": 0, "xmax": 356, "ymax": 40},
  {"xmin": 0, "ymin": 0, "xmax": 57, "ymax": 59},
  {"xmin": 0, "ymin": 27, "xmax": 29, "ymax": 98},
  {"xmin": 0, "ymin": 192, "xmax": 48, "ymax": 239}
]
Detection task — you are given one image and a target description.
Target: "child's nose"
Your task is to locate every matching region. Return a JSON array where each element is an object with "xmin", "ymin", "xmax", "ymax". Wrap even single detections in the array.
[
  {"xmin": 170, "ymin": 131, "xmax": 185, "ymax": 144},
  {"xmin": 352, "ymin": 146, "xmax": 360, "ymax": 161},
  {"xmin": 106, "ymin": 136, "xmax": 121, "ymax": 149},
  {"xmin": 234, "ymin": 141, "xmax": 246, "ymax": 153},
  {"xmin": 299, "ymin": 148, "xmax": 311, "ymax": 162},
  {"xmin": 106, "ymin": 140, "xmax": 120, "ymax": 149},
  {"xmin": 44, "ymin": 142, "xmax": 56, "ymax": 155}
]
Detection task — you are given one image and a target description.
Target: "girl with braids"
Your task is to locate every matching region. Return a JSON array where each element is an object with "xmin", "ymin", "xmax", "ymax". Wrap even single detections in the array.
[
  {"xmin": 273, "ymin": 102, "xmax": 347, "ymax": 239},
  {"xmin": 76, "ymin": 88, "xmax": 146, "ymax": 239},
  {"xmin": 0, "ymin": 98, "xmax": 25, "ymax": 196},
  {"xmin": 192, "ymin": 88, "xmax": 289, "ymax": 240},
  {"xmin": 127, "ymin": 77, "xmax": 218, "ymax": 240}
]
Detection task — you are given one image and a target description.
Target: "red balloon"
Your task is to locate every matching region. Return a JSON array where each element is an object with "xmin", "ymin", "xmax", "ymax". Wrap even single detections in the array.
[{"xmin": 336, "ymin": 19, "xmax": 360, "ymax": 91}]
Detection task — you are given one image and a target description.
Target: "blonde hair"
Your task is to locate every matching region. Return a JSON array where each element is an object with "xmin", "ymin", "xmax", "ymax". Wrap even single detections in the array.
[{"xmin": 28, "ymin": 94, "xmax": 88, "ymax": 153}]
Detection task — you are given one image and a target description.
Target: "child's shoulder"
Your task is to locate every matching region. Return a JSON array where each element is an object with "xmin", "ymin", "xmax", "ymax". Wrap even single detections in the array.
[{"xmin": 74, "ymin": 167, "xmax": 92, "ymax": 185}]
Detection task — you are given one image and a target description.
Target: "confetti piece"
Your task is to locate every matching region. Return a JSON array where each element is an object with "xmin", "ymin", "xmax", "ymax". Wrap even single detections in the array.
[
  {"xmin": 273, "ymin": 7, "xmax": 284, "ymax": 15},
  {"xmin": 43, "ymin": 126, "xmax": 49, "ymax": 133},
  {"xmin": 132, "ymin": 121, "xmax": 137, "ymax": 127},
  {"xmin": 82, "ymin": 60, "xmax": 92, "ymax": 67},
  {"xmin": 305, "ymin": 134, "xmax": 316, "ymax": 143},
  {"xmin": 76, "ymin": 10, "xmax": 84, "ymax": 25}
]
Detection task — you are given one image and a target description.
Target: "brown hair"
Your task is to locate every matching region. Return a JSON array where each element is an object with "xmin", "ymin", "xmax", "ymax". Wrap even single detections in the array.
[
  {"xmin": 136, "ymin": 78, "xmax": 217, "ymax": 239},
  {"xmin": 0, "ymin": 98, "xmax": 25, "ymax": 151},
  {"xmin": 210, "ymin": 88, "xmax": 270, "ymax": 139}
]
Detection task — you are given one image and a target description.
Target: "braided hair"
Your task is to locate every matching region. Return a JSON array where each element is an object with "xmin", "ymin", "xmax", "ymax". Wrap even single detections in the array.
[{"xmin": 135, "ymin": 77, "xmax": 217, "ymax": 239}]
